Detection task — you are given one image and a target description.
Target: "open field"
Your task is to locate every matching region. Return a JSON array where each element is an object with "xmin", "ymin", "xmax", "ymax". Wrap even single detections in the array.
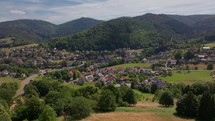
[
  {"xmin": 62, "ymin": 82, "xmax": 95, "ymax": 89},
  {"xmin": 112, "ymin": 63, "xmax": 151, "ymax": 68},
  {"xmin": 1, "ymin": 43, "xmax": 38, "ymax": 51},
  {"xmin": 204, "ymin": 42, "xmax": 215, "ymax": 47},
  {"xmin": 160, "ymin": 70, "xmax": 214, "ymax": 84},
  {"xmin": 82, "ymin": 101, "xmax": 194, "ymax": 121},
  {"xmin": 0, "ymin": 77, "xmax": 21, "ymax": 87}
]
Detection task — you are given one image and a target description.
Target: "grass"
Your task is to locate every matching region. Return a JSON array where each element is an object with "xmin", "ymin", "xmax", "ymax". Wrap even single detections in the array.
[
  {"xmin": 63, "ymin": 82, "xmax": 95, "ymax": 89},
  {"xmin": 204, "ymin": 42, "xmax": 215, "ymax": 47},
  {"xmin": 112, "ymin": 63, "xmax": 151, "ymax": 68},
  {"xmin": 1, "ymin": 44, "xmax": 38, "ymax": 51},
  {"xmin": 0, "ymin": 77, "xmax": 21, "ymax": 87},
  {"xmin": 133, "ymin": 89, "xmax": 154, "ymax": 101},
  {"xmin": 57, "ymin": 116, "xmax": 64, "ymax": 121},
  {"xmin": 160, "ymin": 70, "xmax": 214, "ymax": 84}
]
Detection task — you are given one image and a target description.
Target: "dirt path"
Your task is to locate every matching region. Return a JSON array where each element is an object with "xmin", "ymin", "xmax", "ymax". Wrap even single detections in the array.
[{"xmin": 15, "ymin": 74, "xmax": 38, "ymax": 97}]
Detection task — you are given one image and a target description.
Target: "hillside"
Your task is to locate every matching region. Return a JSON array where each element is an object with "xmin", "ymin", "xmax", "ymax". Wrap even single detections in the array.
[
  {"xmin": 56, "ymin": 17, "xmax": 103, "ymax": 36},
  {"xmin": 49, "ymin": 14, "xmax": 194, "ymax": 51},
  {"xmin": 0, "ymin": 18, "xmax": 103, "ymax": 47}
]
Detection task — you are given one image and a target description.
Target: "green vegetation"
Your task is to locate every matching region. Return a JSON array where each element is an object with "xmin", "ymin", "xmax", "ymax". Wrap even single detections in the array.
[
  {"xmin": 111, "ymin": 63, "xmax": 151, "ymax": 68},
  {"xmin": 160, "ymin": 70, "xmax": 213, "ymax": 84},
  {"xmin": 0, "ymin": 77, "xmax": 21, "ymax": 87},
  {"xmin": 0, "ymin": 18, "xmax": 102, "ymax": 46},
  {"xmin": 159, "ymin": 91, "xmax": 174, "ymax": 107},
  {"xmin": 176, "ymin": 92, "xmax": 199, "ymax": 118}
]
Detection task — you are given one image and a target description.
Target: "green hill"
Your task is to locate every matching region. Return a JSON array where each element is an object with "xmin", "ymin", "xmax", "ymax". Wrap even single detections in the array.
[
  {"xmin": 49, "ymin": 14, "xmax": 194, "ymax": 51},
  {"xmin": 0, "ymin": 18, "xmax": 103, "ymax": 47}
]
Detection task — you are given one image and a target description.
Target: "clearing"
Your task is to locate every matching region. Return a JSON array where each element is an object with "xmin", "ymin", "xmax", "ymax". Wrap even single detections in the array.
[
  {"xmin": 112, "ymin": 63, "xmax": 151, "ymax": 68},
  {"xmin": 0, "ymin": 77, "xmax": 21, "ymax": 87},
  {"xmin": 160, "ymin": 70, "xmax": 214, "ymax": 84}
]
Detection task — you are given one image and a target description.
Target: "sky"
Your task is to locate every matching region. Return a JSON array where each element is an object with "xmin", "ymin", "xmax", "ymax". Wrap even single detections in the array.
[{"xmin": 0, "ymin": 0, "xmax": 215, "ymax": 24}]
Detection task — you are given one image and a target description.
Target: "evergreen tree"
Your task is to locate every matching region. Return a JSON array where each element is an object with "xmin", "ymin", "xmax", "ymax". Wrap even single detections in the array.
[
  {"xmin": 176, "ymin": 92, "xmax": 199, "ymax": 118},
  {"xmin": 198, "ymin": 92, "xmax": 215, "ymax": 121}
]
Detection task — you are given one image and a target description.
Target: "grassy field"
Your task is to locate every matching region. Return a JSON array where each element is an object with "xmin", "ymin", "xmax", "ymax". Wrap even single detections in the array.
[
  {"xmin": 0, "ymin": 77, "xmax": 21, "ymax": 87},
  {"xmin": 1, "ymin": 44, "xmax": 38, "ymax": 52},
  {"xmin": 62, "ymin": 82, "xmax": 95, "ymax": 89},
  {"xmin": 112, "ymin": 63, "xmax": 151, "ymax": 68},
  {"xmin": 83, "ymin": 101, "xmax": 194, "ymax": 121},
  {"xmin": 204, "ymin": 42, "xmax": 215, "ymax": 47},
  {"xmin": 160, "ymin": 70, "xmax": 214, "ymax": 84},
  {"xmin": 133, "ymin": 89, "xmax": 154, "ymax": 101}
]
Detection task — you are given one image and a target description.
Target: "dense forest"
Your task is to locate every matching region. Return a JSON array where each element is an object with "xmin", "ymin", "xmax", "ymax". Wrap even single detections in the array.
[{"xmin": 49, "ymin": 14, "xmax": 215, "ymax": 51}]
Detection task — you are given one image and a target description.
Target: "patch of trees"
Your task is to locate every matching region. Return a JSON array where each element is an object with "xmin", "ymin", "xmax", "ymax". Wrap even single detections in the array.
[{"xmin": 0, "ymin": 83, "xmax": 18, "ymax": 104}]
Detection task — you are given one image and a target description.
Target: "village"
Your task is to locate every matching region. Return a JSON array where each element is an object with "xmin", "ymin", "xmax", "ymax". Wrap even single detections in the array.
[{"xmin": 1, "ymin": 44, "xmax": 215, "ymax": 90}]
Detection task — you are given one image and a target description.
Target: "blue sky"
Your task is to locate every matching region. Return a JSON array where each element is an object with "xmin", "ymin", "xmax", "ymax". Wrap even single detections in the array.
[{"xmin": 1, "ymin": 0, "xmax": 215, "ymax": 24}]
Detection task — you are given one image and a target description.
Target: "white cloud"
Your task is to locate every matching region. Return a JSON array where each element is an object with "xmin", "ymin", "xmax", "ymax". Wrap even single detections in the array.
[
  {"xmin": 10, "ymin": 10, "xmax": 26, "ymax": 15},
  {"xmin": 1, "ymin": 0, "xmax": 215, "ymax": 24}
]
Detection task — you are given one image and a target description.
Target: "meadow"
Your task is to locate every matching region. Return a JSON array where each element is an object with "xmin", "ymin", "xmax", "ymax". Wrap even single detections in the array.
[
  {"xmin": 160, "ymin": 70, "xmax": 214, "ymax": 84},
  {"xmin": 111, "ymin": 63, "xmax": 151, "ymax": 68},
  {"xmin": 0, "ymin": 77, "xmax": 21, "ymax": 87}
]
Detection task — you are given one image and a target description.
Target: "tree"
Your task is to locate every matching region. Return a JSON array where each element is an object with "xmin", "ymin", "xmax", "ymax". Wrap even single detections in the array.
[
  {"xmin": 184, "ymin": 51, "xmax": 195, "ymax": 60},
  {"xmin": 65, "ymin": 97, "xmax": 92, "ymax": 120},
  {"xmin": 38, "ymin": 105, "xmax": 57, "ymax": 121},
  {"xmin": 97, "ymin": 90, "xmax": 116, "ymax": 112},
  {"xmin": 175, "ymin": 51, "xmax": 182, "ymax": 60},
  {"xmin": 0, "ymin": 103, "xmax": 11, "ymax": 121},
  {"xmin": 25, "ymin": 96, "xmax": 44, "ymax": 120},
  {"xmin": 124, "ymin": 89, "xmax": 137, "ymax": 106},
  {"xmin": 159, "ymin": 91, "xmax": 174, "ymax": 107},
  {"xmin": 150, "ymin": 83, "xmax": 158, "ymax": 94},
  {"xmin": 103, "ymin": 85, "xmax": 122, "ymax": 104},
  {"xmin": 44, "ymin": 91, "xmax": 67, "ymax": 115},
  {"xmin": 176, "ymin": 92, "xmax": 199, "ymax": 118},
  {"xmin": 207, "ymin": 63, "xmax": 214, "ymax": 70},
  {"xmin": 198, "ymin": 92, "xmax": 215, "ymax": 121}
]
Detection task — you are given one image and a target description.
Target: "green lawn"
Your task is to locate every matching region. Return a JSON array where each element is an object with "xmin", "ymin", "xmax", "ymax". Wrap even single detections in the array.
[
  {"xmin": 112, "ymin": 63, "xmax": 151, "ymax": 68},
  {"xmin": 0, "ymin": 77, "xmax": 21, "ymax": 87},
  {"xmin": 160, "ymin": 70, "xmax": 214, "ymax": 84}
]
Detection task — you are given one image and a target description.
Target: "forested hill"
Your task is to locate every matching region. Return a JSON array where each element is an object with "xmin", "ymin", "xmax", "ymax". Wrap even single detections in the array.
[
  {"xmin": 0, "ymin": 18, "xmax": 103, "ymax": 47},
  {"xmin": 49, "ymin": 14, "xmax": 196, "ymax": 51}
]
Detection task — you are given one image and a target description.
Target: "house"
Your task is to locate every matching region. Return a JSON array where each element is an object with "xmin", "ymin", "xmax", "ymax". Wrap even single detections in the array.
[
  {"xmin": 85, "ymin": 75, "xmax": 94, "ymax": 82},
  {"xmin": 0, "ymin": 70, "xmax": 9, "ymax": 76},
  {"xmin": 203, "ymin": 47, "xmax": 210, "ymax": 50},
  {"xmin": 170, "ymin": 60, "xmax": 177, "ymax": 65}
]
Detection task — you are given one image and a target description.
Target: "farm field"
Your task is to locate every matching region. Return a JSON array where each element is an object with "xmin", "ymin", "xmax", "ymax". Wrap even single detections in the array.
[
  {"xmin": 112, "ymin": 63, "xmax": 151, "ymax": 68},
  {"xmin": 0, "ymin": 77, "xmax": 21, "ymax": 87},
  {"xmin": 82, "ymin": 101, "xmax": 194, "ymax": 121},
  {"xmin": 160, "ymin": 70, "xmax": 214, "ymax": 84},
  {"xmin": 204, "ymin": 42, "xmax": 215, "ymax": 47}
]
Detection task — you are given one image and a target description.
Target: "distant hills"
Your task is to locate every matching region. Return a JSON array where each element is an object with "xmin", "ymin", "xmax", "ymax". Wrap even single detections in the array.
[
  {"xmin": 0, "ymin": 18, "xmax": 103, "ymax": 47},
  {"xmin": 1, "ymin": 13, "xmax": 215, "ymax": 50},
  {"xmin": 50, "ymin": 13, "xmax": 215, "ymax": 51}
]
